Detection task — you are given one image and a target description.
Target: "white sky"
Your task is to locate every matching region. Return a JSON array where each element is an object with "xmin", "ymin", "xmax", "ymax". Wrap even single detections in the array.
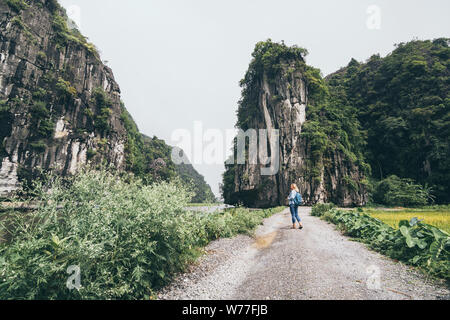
[{"xmin": 59, "ymin": 0, "xmax": 450, "ymax": 197}]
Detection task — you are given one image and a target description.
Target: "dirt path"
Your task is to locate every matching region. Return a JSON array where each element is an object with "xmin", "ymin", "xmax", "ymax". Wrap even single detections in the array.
[{"xmin": 158, "ymin": 207, "xmax": 449, "ymax": 300}]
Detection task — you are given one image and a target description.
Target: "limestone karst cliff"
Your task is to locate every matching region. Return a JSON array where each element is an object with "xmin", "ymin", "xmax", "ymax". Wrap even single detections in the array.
[
  {"xmin": 222, "ymin": 40, "xmax": 368, "ymax": 207},
  {"xmin": 0, "ymin": 0, "xmax": 214, "ymax": 200},
  {"xmin": 0, "ymin": 0, "xmax": 129, "ymax": 195}
]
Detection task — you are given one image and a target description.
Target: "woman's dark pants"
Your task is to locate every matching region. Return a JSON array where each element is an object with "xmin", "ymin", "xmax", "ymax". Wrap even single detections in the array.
[{"xmin": 289, "ymin": 204, "xmax": 301, "ymax": 224}]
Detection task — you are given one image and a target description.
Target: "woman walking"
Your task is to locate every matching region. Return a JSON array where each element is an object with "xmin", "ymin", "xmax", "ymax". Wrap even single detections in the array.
[{"xmin": 288, "ymin": 184, "xmax": 303, "ymax": 230}]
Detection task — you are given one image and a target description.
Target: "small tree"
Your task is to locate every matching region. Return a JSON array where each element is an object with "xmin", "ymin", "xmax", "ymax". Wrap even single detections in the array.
[{"xmin": 372, "ymin": 175, "xmax": 433, "ymax": 207}]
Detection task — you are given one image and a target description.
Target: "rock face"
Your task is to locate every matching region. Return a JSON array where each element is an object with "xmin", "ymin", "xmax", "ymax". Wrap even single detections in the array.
[
  {"xmin": 224, "ymin": 42, "xmax": 367, "ymax": 207},
  {"xmin": 0, "ymin": 0, "xmax": 127, "ymax": 195}
]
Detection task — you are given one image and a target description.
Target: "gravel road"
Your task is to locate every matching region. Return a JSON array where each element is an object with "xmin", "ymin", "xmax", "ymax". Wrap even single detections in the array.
[{"xmin": 158, "ymin": 207, "xmax": 449, "ymax": 300}]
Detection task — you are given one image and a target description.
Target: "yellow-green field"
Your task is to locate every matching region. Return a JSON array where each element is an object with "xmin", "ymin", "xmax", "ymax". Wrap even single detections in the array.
[{"xmin": 366, "ymin": 207, "xmax": 450, "ymax": 234}]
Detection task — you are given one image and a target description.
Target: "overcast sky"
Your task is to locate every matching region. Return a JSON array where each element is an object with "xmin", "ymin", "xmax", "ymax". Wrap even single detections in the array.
[{"xmin": 59, "ymin": 0, "xmax": 450, "ymax": 197}]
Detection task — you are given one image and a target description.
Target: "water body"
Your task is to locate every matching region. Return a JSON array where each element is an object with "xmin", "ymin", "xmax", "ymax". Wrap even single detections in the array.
[{"xmin": 185, "ymin": 204, "xmax": 235, "ymax": 213}]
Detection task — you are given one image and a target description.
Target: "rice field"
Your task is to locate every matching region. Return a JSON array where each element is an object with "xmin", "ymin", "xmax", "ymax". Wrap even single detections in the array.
[{"xmin": 366, "ymin": 206, "xmax": 450, "ymax": 234}]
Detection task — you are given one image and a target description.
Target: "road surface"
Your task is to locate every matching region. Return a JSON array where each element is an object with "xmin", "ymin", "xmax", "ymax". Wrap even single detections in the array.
[{"xmin": 158, "ymin": 207, "xmax": 449, "ymax": 300}]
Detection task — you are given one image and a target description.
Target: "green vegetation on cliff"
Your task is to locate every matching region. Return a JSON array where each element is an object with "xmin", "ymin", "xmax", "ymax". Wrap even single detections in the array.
[
  {"xmin": 300, "ymin": 66, "xmax": 369, "ymax": 187},
  {"xmin": 5, "ymin": 0, "xmax": 29, "ymax": 13},
  {"xmin": 236, "ymin": 40, "xmax": 308, "ymax": 131},
  {"xmin": 120, "ymin": 105, "xmax": 176, "ymax": 183},
  {"xmin": 327, "ymin": 38, "xmax": 450, "ymax": 203},
  {"xmin": 176, "ymin": 161, "xmax": 216, "ymax": 204},
  {"xmin": 1, "ymin": 0, "xmax": 103, "ymax": 165}
]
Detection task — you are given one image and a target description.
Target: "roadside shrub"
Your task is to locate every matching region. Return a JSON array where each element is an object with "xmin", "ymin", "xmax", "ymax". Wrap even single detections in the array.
[
  {"xmin": 372, "ymin": 175, "xmax": 432, "ymax": 207},
  {"xmin": 312, "ymin": 204, "xmax": 450, "ymax": 281},
  {"xmin": 311, "ymin": 203, "xmax": 335, "ymax": 217},
  {"xmin": 0, "ymin": 170, "xmax": 281, "ymax": 299},
  {"xmin": 203, "ymin": 207, "xmax": 284, "ymax": 241}
]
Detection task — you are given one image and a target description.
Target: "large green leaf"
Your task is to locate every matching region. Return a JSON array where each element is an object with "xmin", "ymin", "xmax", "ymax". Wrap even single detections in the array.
[
  {"xmin": 399, "ymin": 225, "xmax": 410, "ymax": 237},
  {"xmin": 405, "ymin": 236, "xmax": 415, "ymax": 248},
  {"xmin": 411, "ymin": 255, "xmax": 421, "ymax": 264},
  {"xmin": 430, "ymin": 226, "xmax": 449, "ymax": 240},
  {"xmin": 416, "ymin": 239, "xmax": 428, "ymax": 250},
  {"xmin": 429, "ymin": 241, "xmax": 443, "ymax": 260}
]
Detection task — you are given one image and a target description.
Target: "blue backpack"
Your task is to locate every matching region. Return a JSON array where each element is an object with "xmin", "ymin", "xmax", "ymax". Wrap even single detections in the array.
[{"xmin": 294, "ymin": 192, "xmax": 303, "ymax": 206}]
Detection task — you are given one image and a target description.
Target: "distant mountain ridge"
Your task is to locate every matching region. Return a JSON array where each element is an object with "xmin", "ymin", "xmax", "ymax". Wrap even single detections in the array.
[{"xmin": 174, "ymin": 149, "xmax": 216, "ymax": 203}]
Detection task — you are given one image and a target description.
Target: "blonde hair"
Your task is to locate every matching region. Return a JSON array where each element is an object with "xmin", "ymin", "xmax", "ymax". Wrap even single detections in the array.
[{"xmin": 291, "ymin": 184, "xmax": 299, "ymax": 193}]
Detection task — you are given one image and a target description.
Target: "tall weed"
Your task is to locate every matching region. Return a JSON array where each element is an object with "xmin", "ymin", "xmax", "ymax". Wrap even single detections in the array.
[{"xmin": 0, "ymin": 170, "xmax": 282, "ymax": 299}]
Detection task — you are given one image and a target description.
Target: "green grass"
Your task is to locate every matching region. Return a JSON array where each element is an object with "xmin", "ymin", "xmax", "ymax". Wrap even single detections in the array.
[{"xmin": 365, "ymin": 207, "xmax": 450, "ymax": 234}]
